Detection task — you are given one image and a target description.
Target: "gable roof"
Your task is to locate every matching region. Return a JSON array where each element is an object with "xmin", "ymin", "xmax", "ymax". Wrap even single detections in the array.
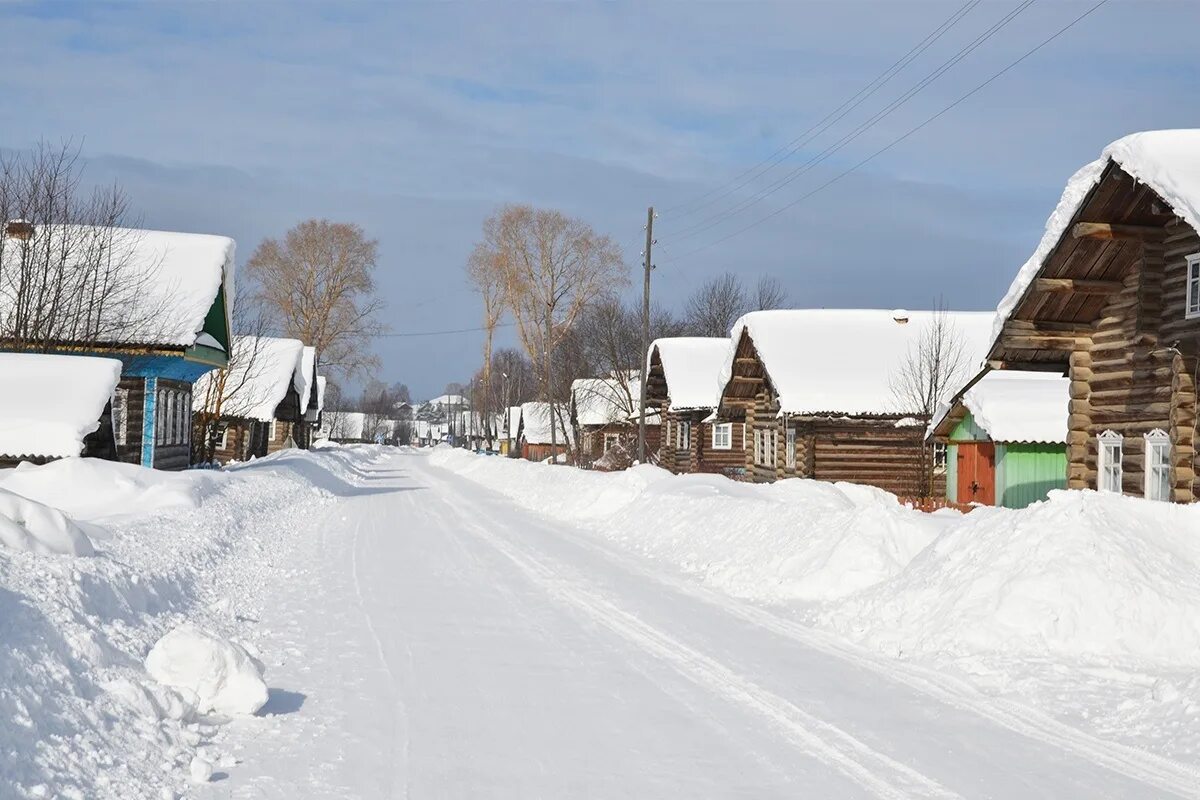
[
  {"xmin": 518, "ymin": 402, "xmax": 573, "ymax": 446},
  {"xmin": 647, "ymin": 337, "xmax": 729, "ymax": 411},
  {"xmin": 192, "ymin": 336, "xmax": 305, "ymax": 422},
  {"xmin": 930, "ymin": 369, "xmax": 1069, "ymax": 444},
  {"xmin": 571, "ymin": 376, "xmax": 640, "ymax": 426},
  {"xmin": 992, "ymin": 130, "xmax": 1200, "ymax": 349},
  {"xmin": 722, "ymin": 309, "xmax": 994, "ymax": 417},
  {"xmin": 0, "ymin": 353, "xmax": 122, "ymax": 460},
  {"xmin": 297, "ymin": 347, "xmax": 316, "ymax": 417},
  {"xmin": 0, "ymin": 225, "xmax": 235, "ymax": 350}
]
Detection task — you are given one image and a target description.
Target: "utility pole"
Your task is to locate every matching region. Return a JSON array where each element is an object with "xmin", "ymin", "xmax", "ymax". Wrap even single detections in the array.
[{"xmin": 637, "ymin": 206, "xmax": 654, "ymax": 463}]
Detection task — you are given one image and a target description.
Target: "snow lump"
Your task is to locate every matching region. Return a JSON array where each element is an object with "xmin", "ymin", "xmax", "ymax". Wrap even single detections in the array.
[{"xmin": 145, "ymin": 624, "xmax": 269, "ymax": 716}]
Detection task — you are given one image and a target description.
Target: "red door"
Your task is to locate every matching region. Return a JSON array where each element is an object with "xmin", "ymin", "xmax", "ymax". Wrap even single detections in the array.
[{"xmin": 957, "ymin": 442, "xmax": 996, "ymax": 505}]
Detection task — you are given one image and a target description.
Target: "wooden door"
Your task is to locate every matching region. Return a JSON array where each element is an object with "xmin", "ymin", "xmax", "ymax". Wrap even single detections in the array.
[{"xmin": 956, "ymin": 442, "xmax": 996, "ymax": 505}]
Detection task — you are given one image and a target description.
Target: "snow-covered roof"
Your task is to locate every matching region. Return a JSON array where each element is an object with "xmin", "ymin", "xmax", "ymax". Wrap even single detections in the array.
[
  {"xmin": 193, "ymin": 336, "xmax": 305, "ymax": 422},
  {"xmin": 993, "ymin": 130, "xmax": 1200, "ymax": 344},
  {"xmin": 724, "ymin": 309, "xmax": 994, "ymax": 416},
  {"xmin": 0, "ymin": 353, "xmax": 122, "ymax": 460},
  {"xmin": 571, "ymin": 376, "xmax": 640, "ymax": 426},
  {"xmin": 648, "ymin": 337, "xmax": 729, "ymax": 411},
  {"xmin": 296, "ymin": 347, "xmax": 316, "ymax": 416},
  {"xmin": 315, "ymin": 376, "xmax": 327, "ymax": 414},
  {"xmin": 518, "ymin": 402, "xmax": 573, "ymax": 445},
  {"xmin": 0, "ymin": 225, "xmax": 235, "ymax": 348},
  {"xmin": 425, "ymin": 394, "xmax": 467, "ymax": 407},
  {"xmin": 931, "ymin": 370, "xmax": 1068, "ymax": 444},
  {"xmin": 325, "ymin": 410, "xmax": 365, "ymax": 440},
  {"xmin": 505, "ymin": 406, "xmax": 522, "ymax": 440}
]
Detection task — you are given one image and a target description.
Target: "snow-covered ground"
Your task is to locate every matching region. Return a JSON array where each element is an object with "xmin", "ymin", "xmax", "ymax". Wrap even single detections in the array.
[{"xmin": 1, "ymin": 445, "xmax": 1198, "ymax": 797}]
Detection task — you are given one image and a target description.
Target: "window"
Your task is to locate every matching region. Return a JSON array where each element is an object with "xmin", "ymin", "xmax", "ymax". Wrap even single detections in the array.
[
  {"xmin": 603, "ymin": 433, "xmax": 620, "ymax": 453},
  {"xmin": 218, "ymin": 427, "xmax": 229, "ymax": 451},
  {"xmin": 676, "ymin": 421, "xmax": 691, "ymax": 450},
  {"xmin": 269, "ymin": 420, "xmax": 278, "ymax": 442},
  {"xmin": 785, "ymin": 428, "xmax": 796, "ymax": 469},
  {"xmin": 113, "ymin": 388, "xmax": 129, "ymax": 447},
  {"xmin": 1189, "ymin": 253, "xmax": 1200, "ymax": 318},
  {"xmin": 1145, "ymin": 430, "xmax": 1171, "ymax": 502},
  {"xmin": 155, "ymin": 388, "xmax": 167, "ymax": 445},
  {"xmin": 769, "ymin": 428, "xmax": 777, "ymax": 468},
  {"xmin": 753, "ymin": 428, "xmax": 761, "ymax": 464},
  {"xmin": 183, "ymin": 392, "xmax": 191, "ymax": 445},
  {"xmin": 1098, "ymin": 430, "xmax": 1123, "ymax": 493},
  {"xmin": 754, "ymin": 427, "xmax": 776, "ymax": 467},
  {"xmin": 712, "ymin": 423, "xmax": 732, "ymax": 450},
  {"xmin": 932, "ymin": 442, "xmax": 948, "ymax": 472}
]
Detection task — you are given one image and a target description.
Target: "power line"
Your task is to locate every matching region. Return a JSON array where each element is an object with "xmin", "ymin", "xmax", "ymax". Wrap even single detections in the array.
[
  {"xmin": 663, "ymin": 0, "xmax": 1037, "ymax": 244},
  {"xmin": 263, "ymin": 322, "xmax": 517, "ymax": 339},
  {"xmin": 659, "ymin": 0, "xmax": 981, "ymax": 220},
  {"xmin": 660, "ymin": 0, "xmax": 1108, "ymax": 267}
]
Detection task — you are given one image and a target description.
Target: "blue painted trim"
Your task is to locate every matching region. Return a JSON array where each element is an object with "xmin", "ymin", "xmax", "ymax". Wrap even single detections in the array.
[{"xmin": 141, "ymin": 377, "xmax": 157, "ymax": 468}]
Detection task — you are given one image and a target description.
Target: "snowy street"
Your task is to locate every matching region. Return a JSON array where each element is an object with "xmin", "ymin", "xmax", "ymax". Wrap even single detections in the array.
[{"xmin": 198, "ymin": 449, "xmax": 1197, "ymax": 799}]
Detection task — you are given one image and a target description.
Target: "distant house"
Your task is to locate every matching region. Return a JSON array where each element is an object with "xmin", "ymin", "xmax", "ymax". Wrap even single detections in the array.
[
  {"xmin": 989, "ymin": 130, "xmax": 1200, "ymax": 503},
  {"xmin": 928, "ymin": 369, "xmax": 1069, "ymax": 508},
  {"xmin": 718, "ymin": 309, "xmax": 993, "ymax": 495},
  {"xmin": 323, "ymin": 410, "xmax": 367, "ymax": 443},
  {"xmin": 644, "ymin": 338, "xmax": 738, "ymax": 476},
  {"xmin": 0, "ymin": 353, "xmax": 123, "ymax": 467},
  {"xmin": 192, "ymin": 336, "xmax": 313, "ymax": 463},
  {"xmin": 516, "ymin": 402, "xmax": 572, "ymax": 462},
  {"xmin": 570, "ymin": 375, "xmax": 645, "ymax": 468},
  {"xmin": 501, "ymin": 406, "xmax": 522, "ymax": 456},
  {"xmin": 0, "ymin": 223, "xmax": 235, "ymax": 470}
]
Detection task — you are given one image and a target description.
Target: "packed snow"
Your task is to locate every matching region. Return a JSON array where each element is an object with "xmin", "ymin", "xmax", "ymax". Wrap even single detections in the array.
[
  {"xmin": 0, "ymin": 353, "xmax": 122, "ymax": 460},
  {"xmin": 930, "ymin": 368, "xmax": 1069, "ymax": 443},
  {"xmin": 993, "ymin": 129, "xmax": 1200, "ymax": 343},
  {"xmin": 646, "ymin": 337, "xmax": 730, "ymax": 410},
  {"xmin": 723, "ymin": 309, "xmax": 995, "ymax": 416}
]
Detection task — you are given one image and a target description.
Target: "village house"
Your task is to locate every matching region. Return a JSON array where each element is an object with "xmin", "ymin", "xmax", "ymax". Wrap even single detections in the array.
[
  {"xmin": 927, "ymin": 369, "xmax": 1069, "ymax": 508},
  {"xmin": 989, "ymin": 130, "xmax": 1200, "ymax": 503},
  {"xmin": 644, "ymin": 337, "xmax": 743, "ymax": 477},
  {"xmin": 569, "ymin": 375, "xmax": 648, "ymax": 468},
  {"xmin": 0, "ymin": 222, "xmax": 235, "ymax": 470},
  {"xmin": 501, "ymin": 405, "xmax": 522, "ymax": 456},
  {"xmin": 192, "ymin": 336, "xmax": 315, "ymax": 463},
  {"xmin": 516, "ymin": 401, "xmax": 572, "ymax": 462},
  {"xmin": 717, "ymin": 309, "xmax": 992, "ymax": 495},
  {"xmin": 322, "ymin": 410, "xmax": 368, "ymax": 444},
  {"xmin": 0, "ymin": 353, "xmax": 123, "ymax": 467}
]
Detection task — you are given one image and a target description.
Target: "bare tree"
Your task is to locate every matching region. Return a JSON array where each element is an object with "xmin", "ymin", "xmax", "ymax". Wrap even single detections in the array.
[
  {"xmin": 890, "ymin": 301, "xmax": 973, "ymax": 497},
  {"xmin": 684, "ymin": 272, "xmax": 748, "ymax": 337},
  {"xmin": 753, "ymin": 276, "xmax": 789, "ymax": 311},
  {"xmin": 467, "ymin": 217, "xmax": 510, "ymax": 449},
  {"xmin": 245, "ymin": 219, "xmax": 385, "ymax": 380},
  {"xmin": 0, "ymin": 142, "xmax": 173, "ymax": 349},
  {"xmin": 488, "ymin": 204, "xmax": 628, "ymax": 453}
]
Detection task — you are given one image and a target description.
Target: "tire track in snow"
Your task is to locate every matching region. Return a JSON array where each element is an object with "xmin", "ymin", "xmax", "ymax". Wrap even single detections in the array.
[{"xmin": 432, "ymin": 485, "xmax": 960, "ymax": 800}]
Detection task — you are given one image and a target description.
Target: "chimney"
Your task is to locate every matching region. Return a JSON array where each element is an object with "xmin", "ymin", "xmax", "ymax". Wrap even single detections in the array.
[
  {"xmin": 892, "ymin": 309, "xmax": 910, "ymax": 325},
  {"xmin": 4, "ymin": 219, "xmax": 33, "ymax": 241}
]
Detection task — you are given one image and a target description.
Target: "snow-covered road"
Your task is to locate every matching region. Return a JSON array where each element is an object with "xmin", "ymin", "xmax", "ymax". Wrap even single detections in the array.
[{"xmin": 203, "ymin": 450, "xmax": 1197, "ymax": 799}]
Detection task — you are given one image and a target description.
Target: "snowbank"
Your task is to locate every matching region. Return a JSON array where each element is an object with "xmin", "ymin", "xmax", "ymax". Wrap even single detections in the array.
[
  {"xmin": 0, "ymin": 488, "xmax": 94, "ymax": 556},
  {"xmin": 146, "ymin": 624, "xmax": 268, "ymax": 716},
  {"xmin": 431, "ymin": 449, "xmax": 1200, "ymax": 665}
]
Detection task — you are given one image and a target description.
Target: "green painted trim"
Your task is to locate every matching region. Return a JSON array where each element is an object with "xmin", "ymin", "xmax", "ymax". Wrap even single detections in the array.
[
  {"xmin": 996, "ymin": 443, "xmax": 1067, "ymax": 509},
  {"xmin": 184, "ymin": 343, "xmax": 228, "ymax": 368},
  {"xmin": 946, "ymin": 443, "xmax": 958, "ymax": 503},
  {"xmin": 948, "ymin": 411, "xmax": 989, "ymax": 442},
  {"xmin": 200, "ymin": 283, "xmax": 232, "ymax": 353}
]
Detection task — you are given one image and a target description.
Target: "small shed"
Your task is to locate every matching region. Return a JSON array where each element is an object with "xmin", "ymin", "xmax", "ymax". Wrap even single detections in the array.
[
  {"xmin": 643, "ymin": 338, "xmax": 739, "ymax": 476},
  {"xmin": 516, "ymin": 402, "xmax": 572, "ymax": 462},
  {"xmin": 0, "ymin": 353, "xmax": 123, "ymax": 466},
  {"xmin": 570, "ymin": 375, "xmax": 645, "ymax": 468},
  {"xmin": 929, "ymin": 370, "xmax": 1069, "ymax": 508}
]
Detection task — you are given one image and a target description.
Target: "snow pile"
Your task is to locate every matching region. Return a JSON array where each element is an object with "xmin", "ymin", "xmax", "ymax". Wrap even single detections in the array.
[
  {"xmin": 145, "ymin": 624, "xmax": 268, "ymax": 716},
  {"xmin": 647, "ymin": 337, "xmax": 730, "ymax": 410},
  {"xmin": 0, "ymin": 352, "xmax": 123, "ymax": 460},
  {"xmin": 0, "ymin": 457, "xmax": 227, "ymax": 520},
  {"xmin": 0, "ymin": 488, "xmax": 94, "ymax": 556},
  {"xmin": 825, "ymin": 490, "xmax": 1200, "ymax": 664},
  {"xmin": 723, "ymin": 309, "xmax": 995, "ymax": 416}
]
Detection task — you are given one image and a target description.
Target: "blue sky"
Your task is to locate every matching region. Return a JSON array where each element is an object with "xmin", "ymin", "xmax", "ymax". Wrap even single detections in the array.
[{"xmin": 2, "ymin": 0, "xmax": 1198, "ymax": 398}]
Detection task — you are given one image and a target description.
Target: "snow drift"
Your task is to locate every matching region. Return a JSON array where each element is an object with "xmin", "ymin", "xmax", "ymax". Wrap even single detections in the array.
[
  {"xmin": 145, "ymin": 624, "xmax": 269, "ymax": 716},
  {"xmin": 0, "ymin": 488, "xmax": 94, "ymax": 556}
]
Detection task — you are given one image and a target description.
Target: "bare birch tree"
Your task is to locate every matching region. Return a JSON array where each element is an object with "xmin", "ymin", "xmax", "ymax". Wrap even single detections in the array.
[
  {"xmin": 0, "ymin": 142, "xmax": 171, "ymax": 349},
  {"xmin": 487, "ymin": 204, "xmax": 627, "ymax": 453},
  {"xmin": 466, "ymin": 214, "xmax": 510, "ymax": 449},
  {"xmin": 245, "ymin": 219, "xmax": 385, "ymax": 380},
  {"xmin": 890, "ymin": 301, "xmax": 974, "ymax": 497},
  {"xmin": 754, "ymin": 276, "xmax": 789, "ymax": 310}
]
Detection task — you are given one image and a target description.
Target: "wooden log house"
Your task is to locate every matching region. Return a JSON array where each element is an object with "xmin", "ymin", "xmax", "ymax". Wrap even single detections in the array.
[
  {"xmin": 569, "ymin": 375, "xmax": 652, "ymax": 468},
  {"xmin": 717, "ymin": 309, "xmax": 993, "ymax": 495},
  {"xmin": 0, "ymin": 223, "xmax": 235, "ymax": 470},
  {"xmin": 0, "ymin": 353, "xmax": 123, "ymax": 467},
  {"xmin": 989, "ymin": 130, "xmax": 1200, "ymax": 502},
  {"xmin": 516, "ymin": 401, "xmax": 572, "ymax": 462},
  {"xmin": 927, "ymin": 369, "xmax": 1069, "ymax": 508},
  {"xmin": 644, "ymin": 337, "xmax": 746, "ymax": 477}
]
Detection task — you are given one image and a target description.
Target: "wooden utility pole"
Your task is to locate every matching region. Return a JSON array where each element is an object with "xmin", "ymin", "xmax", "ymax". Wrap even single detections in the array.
[{"xmin": 637, "ymin": 206, "xmax": 654, "ymax": 463}]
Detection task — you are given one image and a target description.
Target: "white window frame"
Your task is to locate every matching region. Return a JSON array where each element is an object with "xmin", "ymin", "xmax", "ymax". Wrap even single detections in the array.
[
  {"xmin": 770, "ymin": 428, "xmax": 778, "ymax": 468},
  {"xmin": 218, "ymin": 427, "xmax": 229, "ymax": 451},
  {"xmin": 603, "ymin": 433, "xmax": 620, "ymax": 453},
  {"xmin": 785, "ymin": 427, "xmax": 796, "ymax": 469},
  {"xmin": 1188, "ymin": 253, "xmax": 1200, "ymax": 319},
  {"xmin": 753, "ymin": 428, "xmax": 761, "ymax": 464},
  {"xmin": 712, "ymin": 422, "xmax": 732, "ymax": 450},
  {"xmin": 1097, "ymin": 430, "xmax": 1124, "ymax": 493},
  {"xmin": 932, "ymin": 442, "xmax": 948, "ymax": 472},
  {"xmin": 1144, "ymin": 429, "xmax": 1172, "ymax": 502},
  {"xmin": 676, "ymin": 421, "xmax": 691, "ymax": 451},
  {"xmin": 269, "ymin": 420, "xmax": 278, "ymax": 442},
  {"xmin": 112, "ymin": 388, "xmax": 129, "ymax": 447}
]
